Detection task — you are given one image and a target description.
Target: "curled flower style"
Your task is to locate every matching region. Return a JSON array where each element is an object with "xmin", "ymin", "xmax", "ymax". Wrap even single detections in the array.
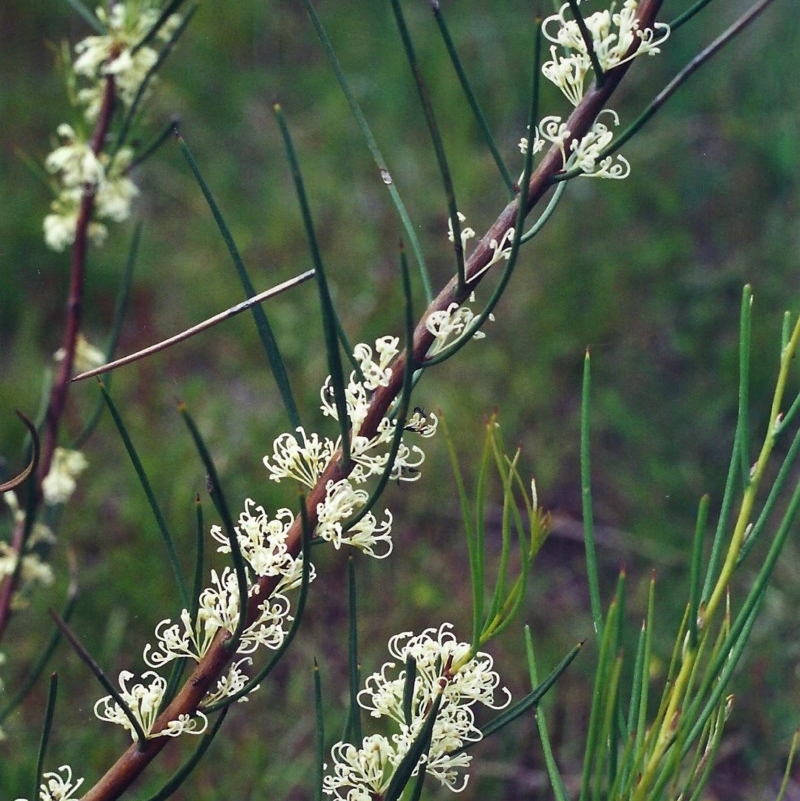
[
  {"xmin": 144, "ymin": 608, "xmax": 215, "ymax": 667},
  {"xmin": 538, "ymin": 116, "xmax": 572, "ymax": 165},
  {"xmin": 535, "ymin": 1, "xmax": 669, "ymax": 180},
  {"xmin": 445, "ymin": 211, "xmax": 516, "ymax": 283},
  {"xmin": 210, "ymin": 498, "xmax": 311, "ymax": 587},
  {"xmin": 542, "ymin": 48, "xmax": 592, "ymax": 107},
  {"xmin": 320, "ymin": 335, "xmax": 402, "ymax": 432},
  {"xmin": 535, "ymin": 110, "xmax": 630, "ymax": 179},
  {"xmin": 261, "ymin": 334, "xmax": 437, "ymax": 557},
  {"xmin": 197, "ymin": 567, "xmax": 292, "ymax": 655},
  {"xmin": 323, "ymin": 734, "xmax": 396, "ymax": 801},
  {"xmin": 353, "ymin": 335, "xmax": 400, "ymax": 391},
  {"xmin": 570, "ymin": 111, "xmax": 631, "ymax": 178},
  {"xmin": 203, "ymin": 657, "xmax": 259, "ymax": 706},
  {"xmin": 30, "ymin": 765, "xmax": 84, "ymax": 801},
  {"xmin": 404, "ymin": 407, "xmax": 439, "ymax": 438},
  {"xmin": 316, "ymin": 479, "xmax": 393, "ymax": 558},
  {"xmin": 361, "ymin": 624, "xmax": 511, "ymax": 722},
  {"xmin": 425, "ymin": 294, "xmax": 491, "ymax": 358},
  {"xmin": 324, "ymin": 624, "xmax": 511, "ymax": 797},
  {"xmin": 41, "ymin": 448, "xmax": 88, "ymax": 506},
  {"xmin": 94, "ymin": 670, "xmax": 207, "ymax": 740},
  {"xmin": 263, "ymin": 428, "xmax": 336, "ymax": 488},
  {"xmin": 518, "ymin": 124, "xmax": 546, "ymax": 157},
  {"xmin": 43, "ymin": 127, "xmax": 139, "ymax": 251},
  {"xmin": 145, "ymin": 559, "xmax": 296, "ymax": 669}
]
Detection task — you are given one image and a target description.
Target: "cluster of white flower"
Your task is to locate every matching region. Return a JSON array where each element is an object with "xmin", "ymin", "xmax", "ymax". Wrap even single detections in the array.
[
  {"xmin": 14, "ymin": 764, "xmax": 84, "ymax": 801},
  {"xmin": 264, "ymin": 335, "xmax": 437, "ymax": 556},
  {"xmin": 323, "ymin": 624, "xmax": 511, "ymax": 798},
  {"xmin": 43, "ymin": 3, "xmax": 182, "ymax": 251},
  {"xmin": 73, "ymin": 3, "xmax": 182, "ymax": 122},
  {"xmin": 96, "ymin": 496, "xmax": 310, "ymax": 737},
  {"xmin": 542, "ymin": 0, "xmax": 669, "ymax": 98},
  {"xmin": 95, "ymin": 336, "xmax": 437, "ymax": 737},
  {"xmin": 94, "ymin": 670, "xmax": 208, "ymax": 740},
  {"xmin": 524, "ymin": 0, "xmax": 670, "ymax": 179}
]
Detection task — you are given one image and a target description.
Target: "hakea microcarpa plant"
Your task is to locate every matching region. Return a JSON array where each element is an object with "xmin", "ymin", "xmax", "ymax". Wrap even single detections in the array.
[
  {"xmin": 57, "ymin": 3, "xmax": 672, "ymax": 799},
  {"xmin": 12, "ymin": 1, "xmax": 786, "ymax": 799}
]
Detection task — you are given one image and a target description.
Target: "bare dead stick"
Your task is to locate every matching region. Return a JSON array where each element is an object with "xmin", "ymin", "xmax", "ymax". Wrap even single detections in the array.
[{"xmin": 71, "ymin": 269, "xmax": 315, "ymax": 382}]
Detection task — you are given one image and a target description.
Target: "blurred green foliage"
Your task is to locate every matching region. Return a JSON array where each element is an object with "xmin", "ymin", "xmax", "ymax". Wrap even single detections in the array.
[{"xmin": 1, "ymin": 1, "xmax": 799, "ymax": 799}]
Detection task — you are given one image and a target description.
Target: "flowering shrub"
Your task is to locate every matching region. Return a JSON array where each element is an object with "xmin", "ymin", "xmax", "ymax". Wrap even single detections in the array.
[{"xmin": 2, "ymin": 1, "xmax": 797, "ymax": 800}]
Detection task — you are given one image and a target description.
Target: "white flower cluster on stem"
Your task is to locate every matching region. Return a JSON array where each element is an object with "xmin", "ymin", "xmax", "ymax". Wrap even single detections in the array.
[
  {"xmin": 96, "ymin": 335, "xmax": 438, "ymax": 736},
  {"xmin": 264, "ymin": 335, "xmax": 437, "ymax": 556},
  {"xmin": 14, "ymin": 764, "xmax": 84, "ymax": 801},
  {"xmin": 523, "ymin": 0, "xmax": 670, "ymax": 179},
  {"xmin": 42, "ymin": 2, "xmax": 182, "ymax": 251},
  {"xmin": 323, "ymin": 624, "xmax": 511, "ymax": 798}
]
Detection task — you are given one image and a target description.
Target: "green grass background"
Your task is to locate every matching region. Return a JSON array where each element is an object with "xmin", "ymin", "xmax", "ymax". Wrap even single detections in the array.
[{"xmin": 1, "ymin": 1, "xmax": 800, "ymax": 798}]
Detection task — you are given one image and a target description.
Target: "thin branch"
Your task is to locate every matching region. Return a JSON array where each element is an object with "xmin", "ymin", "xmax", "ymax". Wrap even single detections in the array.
[{"xmin": 72, "ymin": 270, "xmax": 315, "ymax": 382}]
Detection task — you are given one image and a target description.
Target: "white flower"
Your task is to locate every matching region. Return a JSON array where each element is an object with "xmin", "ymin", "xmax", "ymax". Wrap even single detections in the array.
[
  {"xmin": 446, "ymin": 211, "xmax": 476, "ymax": 252},
  {"xmin": 542, "ymin": 48, "xmax": 591, "ymax": 107},
  {"xmin": 404, "ymin": 407, "xmax": 439, "ymax": 438},
  {"xmin": 144, "ymin": 607, "xmax": 215, "ymax": 667},
  {"xmin": 320, "ymin": 335, "xmax": 401, "ymax": 432},
  {"xmin": 316, "ymin": 479, "xmax": 393, "ymax": 558},
  {"xmin": 41, "ymin": 448, "xmax": 88, "ymax": 506},
  {"xmin": 203, "ymin": 657, "xmax": 259, "ymax": 706},
  {"xmin": 18, "ymin": 553, "xmax": 54, "ymax": 590},
  {"xmin": 45, "ymin": 124, "xmax": 105, "ymax": 187},
  {"xmin": 263, "ymin": 428, "xmax": 336, "ymax": 488},
  {"xmin": 43, "ymin": 133, "xmax": 137, "ymax": 251},
  {"xmin": 95, "ymin": 148, "xmax": 139, "ymax": 222},
  {"xmin": 353, "ymin": 336, "xmax": 400, "ymax": 391},
  {"xmin": 196, "ymin": 567, "xmax": 292, "ymax": 655},
  {"xmin": 37, "ymin": 765, "xmax": 84, "ymax": 801},
  {"xmin": 54, "ymin": 332, "xmax": 106, "ymax": 374},
  {"xmin": 536, "ymin": 1, "xmax": 669, "ymax": 179},
  {"xmin": 542, "ymin": 0, "xmax": 670, "ymax": 105},
  {"xmin": 518, "ymin": 125, "xmax": 546, "ymax": 156},
  {"xmin": 94, "ymin": 670, "xmax": 207, "ymax": 740},
  {"xmin": 209, "ymin": 498, "xmax": 311, "ymax": 586},
  {"xmin": 570, "ymin": 109, "xmax": 631, "ymax": 178},
  {"xmin": 43, "ymin": 190, "xmax": 109, "ymax": 252},
  {"xmin": 324, "ymin": 624, "xmax": 511, "ymax": 797},
  {"xmin": 264, "ymin": 335, "xmax": 437, "ymax": 555},
  {"xmin": 145, "ymin": 498, "xmax": 309, "ymax": 669},
  {"xmin": 0, "ymin": 543, "xmax": 18, "ymax": 580},
  {"xmin": 538, "ymin": 115, "xmax": 572, "ymax": 165},
  {"xmin": 425, "ymin": 295, "xmax": 489, "ymax": 358},
  {"xmin": 323, "ymin": 734, "xmax": 396, "ymax": 800}
]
